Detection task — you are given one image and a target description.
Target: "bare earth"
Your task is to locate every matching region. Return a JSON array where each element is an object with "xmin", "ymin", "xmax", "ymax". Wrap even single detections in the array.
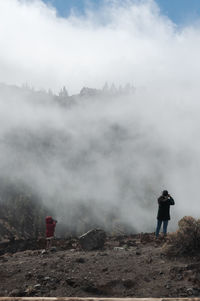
[{"xmin": 0, "ymin": 233, "xmax": 200, "ymax": 298}]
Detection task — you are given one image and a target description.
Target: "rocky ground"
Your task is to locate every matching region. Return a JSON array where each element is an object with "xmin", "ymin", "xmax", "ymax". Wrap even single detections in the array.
[{"xmin": 0, "ymin": 233, "xmax": 200, "ymax": 298}]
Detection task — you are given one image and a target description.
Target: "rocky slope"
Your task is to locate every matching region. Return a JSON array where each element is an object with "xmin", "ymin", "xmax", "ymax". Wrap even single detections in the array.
[{"xmin": 1, "ymin": 233, "xmax": 200, "ymax": 298}]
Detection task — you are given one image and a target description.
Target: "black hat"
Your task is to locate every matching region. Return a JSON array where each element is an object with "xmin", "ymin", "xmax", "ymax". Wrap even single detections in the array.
[{"xmin": 162, "ymin": 190, "xmax": 168, "ymax": 196}]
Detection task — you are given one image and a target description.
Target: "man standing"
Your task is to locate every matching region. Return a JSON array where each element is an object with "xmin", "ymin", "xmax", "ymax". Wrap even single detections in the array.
[{"xmin": 156, "ymin": 190, "xmax": 175, "ymax": 238}]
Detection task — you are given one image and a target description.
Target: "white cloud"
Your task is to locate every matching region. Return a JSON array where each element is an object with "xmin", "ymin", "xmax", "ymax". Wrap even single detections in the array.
[{"xmin": 1, "ymin": 0, "xmax": 200, "ymax": 93}]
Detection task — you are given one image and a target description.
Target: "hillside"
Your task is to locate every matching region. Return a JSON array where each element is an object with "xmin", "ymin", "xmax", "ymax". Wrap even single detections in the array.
[
  {"xmin": 0, "ymin": 184, "xmax": 49, "ymax": 241},
  {"xmin": 1, "ymin": 233, "xmax": 200, "ymax": 298}
]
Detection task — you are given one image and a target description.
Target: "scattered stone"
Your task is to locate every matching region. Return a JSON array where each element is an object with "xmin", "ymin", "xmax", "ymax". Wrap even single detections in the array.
[
  {"xmin": 114, "ymin": 247, "xmax": 124, "ymax": 251},
  {"xmin": 99, "ymin": 252, "xmax": 108, "ymax": 256},
  {"xmin": 36, "ymin": 274, "xmax": 43, "ymax": 280},
  {"xmin": 171, "ymin": 265, "xmax": 187, "ymax": 273},
  {"xmin": 0, "ymin": 256, "xmax": 8, "ymax": 262},
  {"xmin": 177, "ymin": 274, "xmax": 183, "ymax": 280},
  {"xmin": 66, "ymin": 278, "xmax": 77, "ymax": 287},
  {"xmin": 25, "ymin": 271, "xmax": 32, "ymax": 280},
  {"xmin": 140, "ymin": 233, "xmax": 154, "ymax": 243},
  {"xmin": 192, "ymin": 288, "xmax": 200, "ymax": 296},
  {"xmin": 82, "ymin": 282, "xmax": 101, "ymax": 294},
  {"xmin": 194, "ymin": 272, "xmax": 200, "ymax": 283},
  {"xmin": 187, "ymin": 287, "xmax": 195, "ymax": 296},
  {"xmin": 76, "ymin": 257, "xmax": 86, "ymax": 263},
  {"xmin": 136, "ymin": 250, "xmax": 141, "ymax": 255},
  {"xmin": 122, "ymin": 279, "xmax": 135, "ymax": 288},
  {"xmin": 127, "ymin": 240, "xmax": 136, "ymax": 247},
  {"xmin": 186, "ymin": 262, "xmax": 200, "ymax": 270},
  {"xmin": 41, "ymin": 249, "xmax": 47, "ymax": 255},
  {"xmin": 24, "ymin": 285, "xmax": 35, "ymax": 296},
  {"xmin": 9, "ymin": 288, "xmax": 24, "ymax": 297},
  {"xmin": 165, "ymin": 281, "xmax": 171, "ymax": 289},
  {"xmin": 79, "ymin": 229, "xmax": 106, "ymax": 251},
  {"xmin": 180, "ymin": 293, "xmax": 188, "ymax": 297},
  {"xmin": 50, "ymin": 247, "xmax": 57, "ymax": 252},
  {"xmin": 146, "ymin": 256, "xmax": 153, "ymax": 263}
]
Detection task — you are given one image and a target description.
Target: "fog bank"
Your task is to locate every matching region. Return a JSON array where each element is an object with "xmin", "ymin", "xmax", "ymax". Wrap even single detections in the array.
[
  {"xmin": 0, "ymin": 83, "xmax": 199, "ymax": 234},
  {"xmin": 1, "ymin": 0, "xmax": 200, "ymax": 234}
]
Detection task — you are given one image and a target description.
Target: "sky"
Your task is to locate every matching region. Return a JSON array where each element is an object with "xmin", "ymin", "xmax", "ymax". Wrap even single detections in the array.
[
  {"xmin": 1, "ymin": 0, "xmax": 200, "ymax": 93},
  {"xmin": 42, "ymin": 0, "xmax": 200, "ymax": 25}
]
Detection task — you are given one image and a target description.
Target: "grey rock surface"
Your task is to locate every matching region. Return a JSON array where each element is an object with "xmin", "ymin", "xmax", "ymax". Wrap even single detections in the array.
[{"xmin": 79, "ymin": 229, "xmax": 106, "ymax": 251}]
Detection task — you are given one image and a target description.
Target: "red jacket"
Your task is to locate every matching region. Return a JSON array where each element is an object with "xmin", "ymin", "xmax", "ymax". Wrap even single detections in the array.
[{"xmin": 45, "ymin": 216, "xmax": 56, "ymax": 237}]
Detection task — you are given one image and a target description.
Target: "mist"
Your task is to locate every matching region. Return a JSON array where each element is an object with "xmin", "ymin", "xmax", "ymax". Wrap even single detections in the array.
[{"xmin": 0, "ymin": 0, "xmax": 200, "ymax": 234}]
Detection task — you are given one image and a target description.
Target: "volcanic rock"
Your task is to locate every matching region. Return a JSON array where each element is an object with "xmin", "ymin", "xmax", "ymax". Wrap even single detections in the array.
[{"xmin": 79, "ymin": 229, "xmax": 106, "ymax": 251}]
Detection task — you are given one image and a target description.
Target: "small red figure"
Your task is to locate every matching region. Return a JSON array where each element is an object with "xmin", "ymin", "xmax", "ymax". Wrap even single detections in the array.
[{"xmin": 45, "ymin": 216, "xmax": 57, "ymax": 249}]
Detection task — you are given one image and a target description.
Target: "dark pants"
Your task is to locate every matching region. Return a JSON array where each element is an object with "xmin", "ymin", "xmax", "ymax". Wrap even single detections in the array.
[{"xmin": 155, "ymin": 219, "xmax": 168, "ymax": 237}]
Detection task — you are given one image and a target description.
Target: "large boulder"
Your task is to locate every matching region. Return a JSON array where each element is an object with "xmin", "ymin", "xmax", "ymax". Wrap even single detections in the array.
[{"xmin": 79, "ymin": 229, "xmax": 106, "ymax": 251}]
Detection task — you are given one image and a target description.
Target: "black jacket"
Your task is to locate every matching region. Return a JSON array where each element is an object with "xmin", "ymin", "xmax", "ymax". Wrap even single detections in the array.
[{"xmin": 157, "ymin": 195, "xmax": 175, "ymax": 220}]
